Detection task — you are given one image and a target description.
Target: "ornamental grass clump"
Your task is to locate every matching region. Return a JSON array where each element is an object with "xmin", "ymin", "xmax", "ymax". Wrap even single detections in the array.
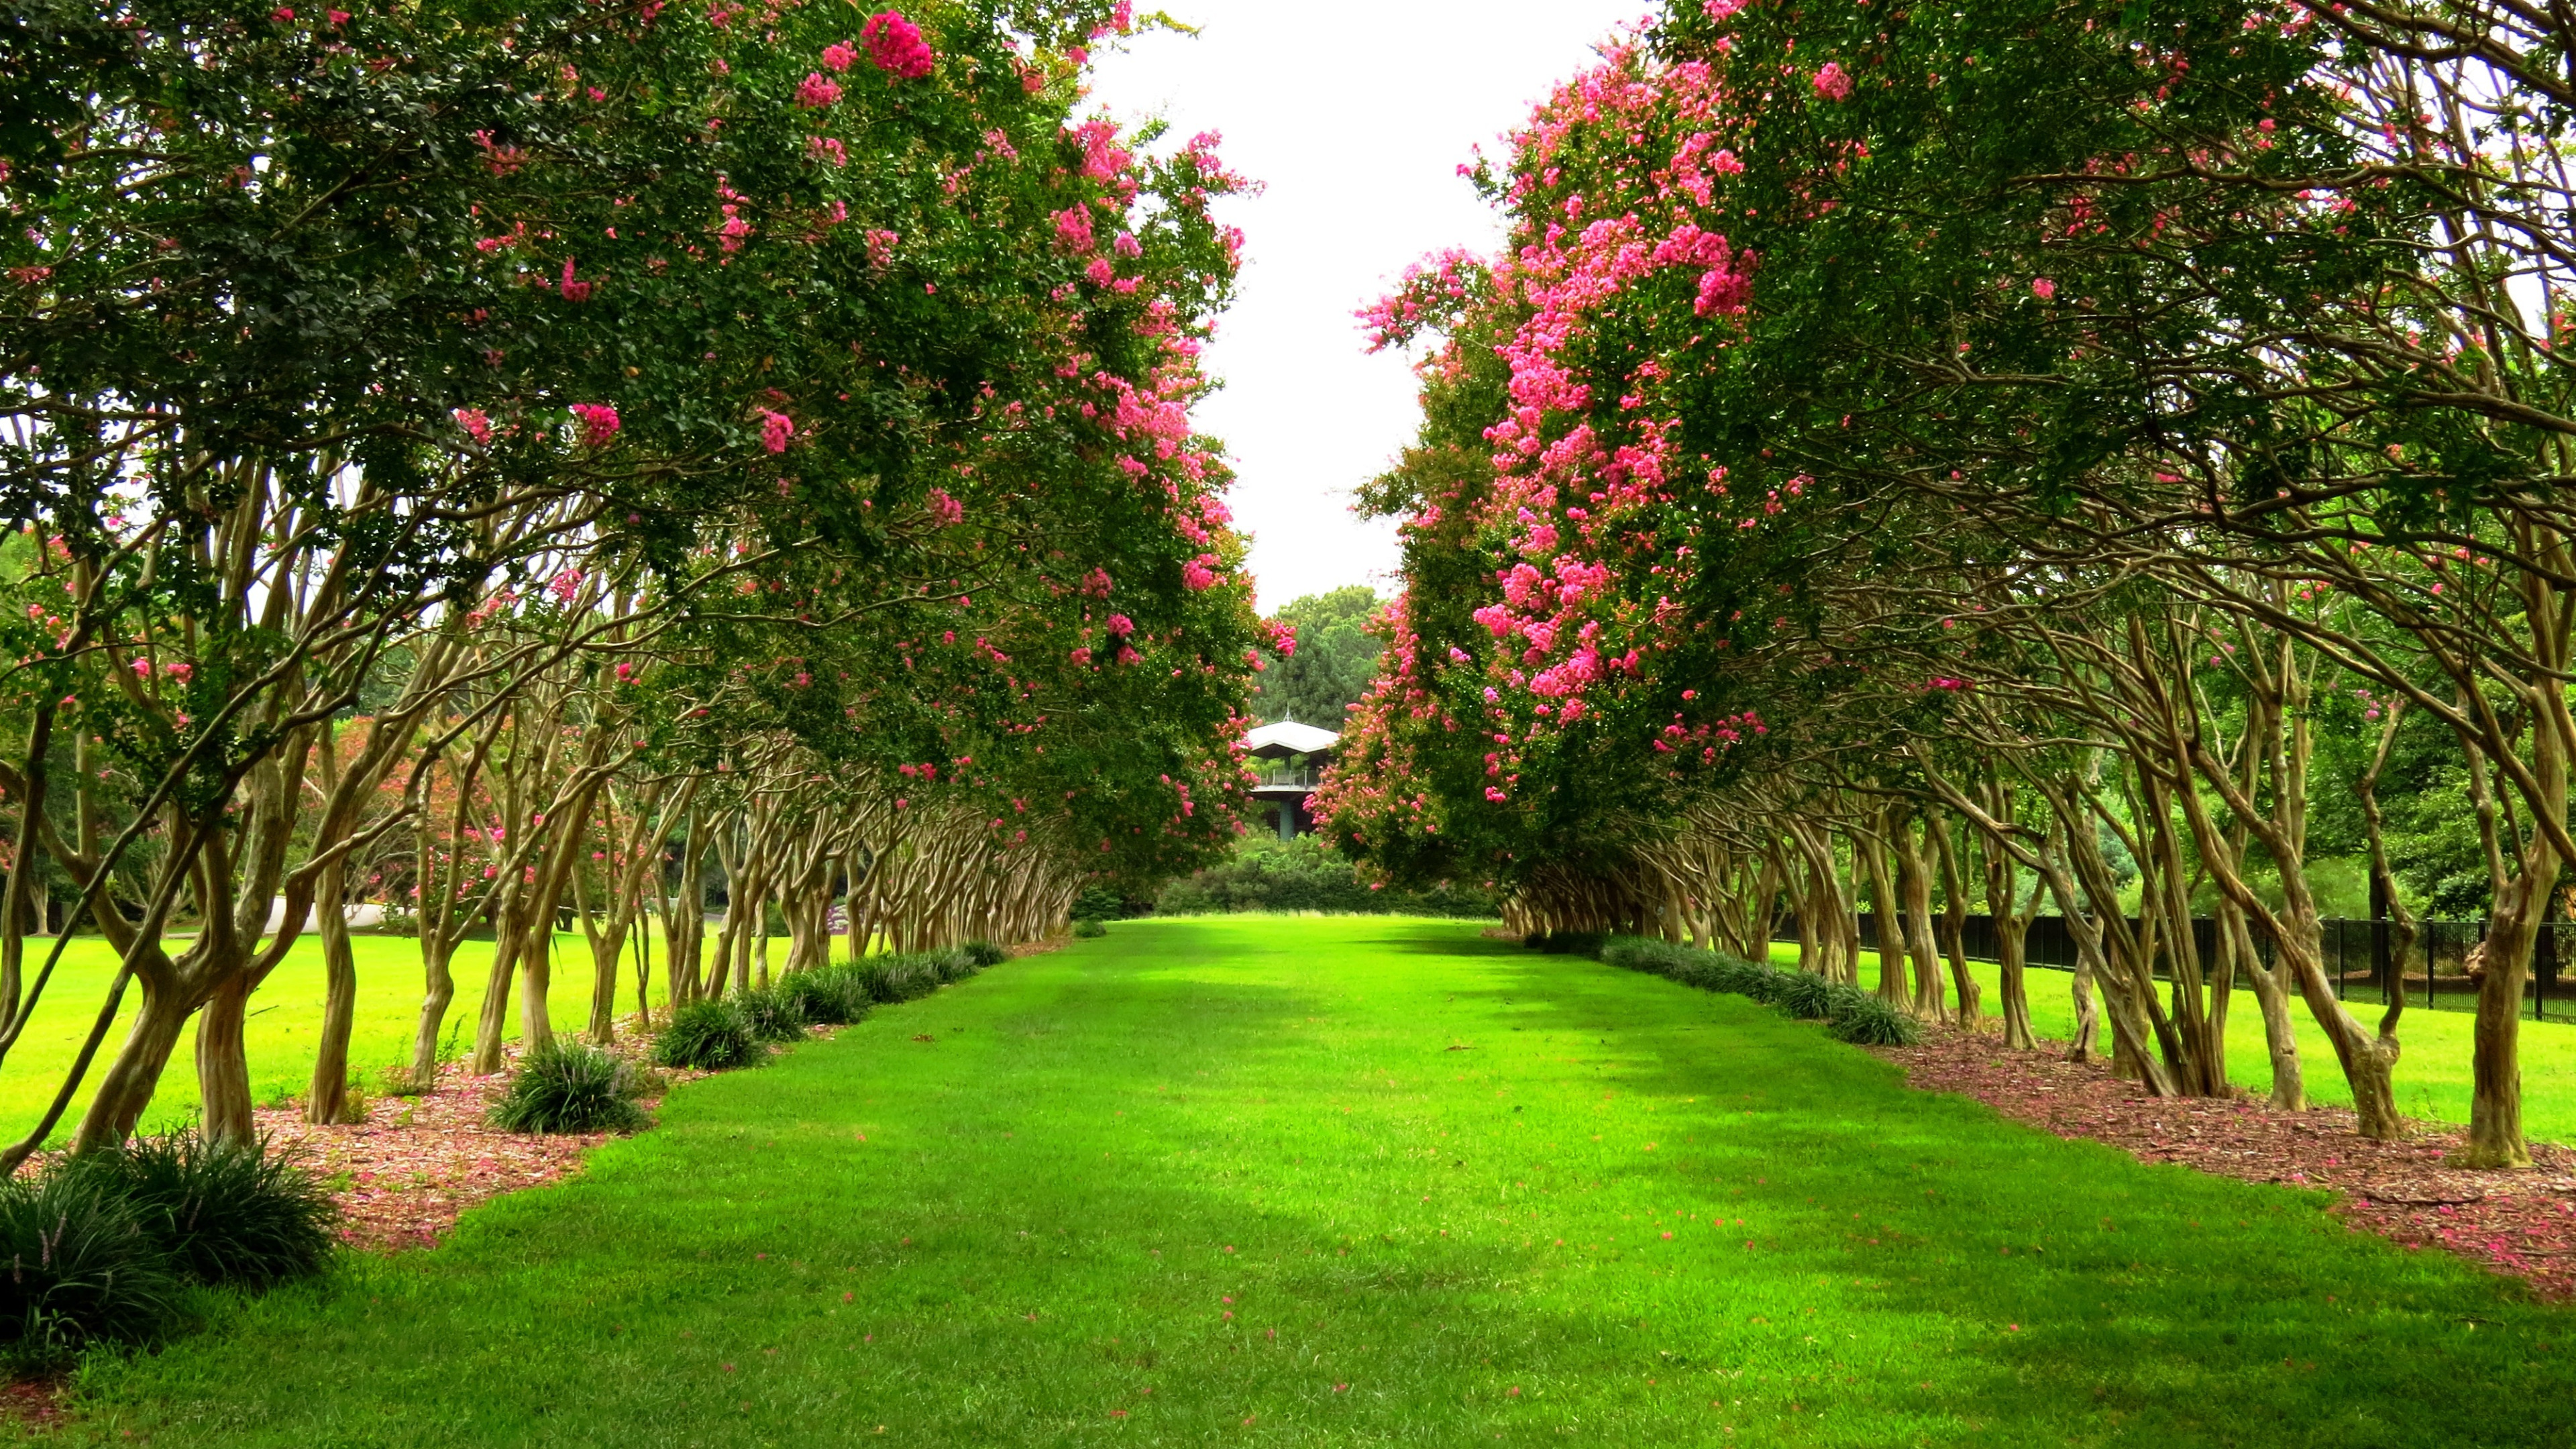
[
  {"xmin": 50, "ymin": 1131, "xmax": 339, "ymax": 1289},
  {"xmin": 780, "ymin": 967, "xmax": 872, "ymax": 1026},
  {"xmin": 0, "ymin": 1172, "xmax": 184, "ymax": 1373},
  {"xmin": 736, "ymin": 987, "xmax": 811, "ymax": 1043},
  {"xmin": 1772, "ymin": 970, "xmax": 1836, "ymax": 1020},
  {"xmin": 1827, "ymin": 991, "xmax": 1926, "ymax": 1046},
  {"xmin": 489, "ymin": 1041, "xmax": 649, "ymax": 1135},
  {"xmin": 1071, "ymin": 918, "xmax": 1108, "ymax": 938},
  {"xmin": 653, "ymin": 1000, "xmax": 766, "ymax": 1071},
  {"xmin": 963, "ymin": 941, "xmax": 1008, "ymax": 967},
  {"xmin": 928, "ymin": 947, "xmax": 977, "ymax": 984}
]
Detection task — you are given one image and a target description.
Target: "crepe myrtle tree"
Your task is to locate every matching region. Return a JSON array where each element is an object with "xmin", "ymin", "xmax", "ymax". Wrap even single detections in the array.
[
  {"xmin": 1328, "ymin": 0, "xmax": 2576, "ymax": 1159},
  {"xmin": 0, "ymin": 0, "xmax": 1253, "ymax": 1155}
]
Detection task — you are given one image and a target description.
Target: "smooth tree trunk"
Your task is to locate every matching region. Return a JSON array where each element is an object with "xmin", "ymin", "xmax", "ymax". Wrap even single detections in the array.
[{"xmin": 305, "ymin": 858, "xmax": 364, "ymax": 1123}]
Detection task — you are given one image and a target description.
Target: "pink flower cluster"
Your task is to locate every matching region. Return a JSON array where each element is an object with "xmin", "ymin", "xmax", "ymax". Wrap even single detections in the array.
[
  {"xmin": 796, "ymin": 72, "xmax": 843, "ymax": 109},
  {"xmin": 861, "ymin": 11, "xmax": 934, "ymax": 79},
  {"xmin": 571, "ymin": 403, "xmax": 621, "ymax": 447},
  {"xmin": 760, "ymin": 410, "xmax": 795, "ymax": 453}
]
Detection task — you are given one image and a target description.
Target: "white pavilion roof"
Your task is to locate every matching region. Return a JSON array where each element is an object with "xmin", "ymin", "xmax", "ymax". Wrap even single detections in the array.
[{"xmin": 1242, "ymin": 720, "xmax": 1340, "ymax": 758}]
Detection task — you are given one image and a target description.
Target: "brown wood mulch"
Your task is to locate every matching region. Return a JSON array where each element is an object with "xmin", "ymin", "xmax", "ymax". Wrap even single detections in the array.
[
  {"xmin": 1880, "ymin": 1026, "xmax": 2576, "ymax": 1301},
  {"xmin": 253, "ymin": 1044, "xmax": 649, "ymax": 1254}
]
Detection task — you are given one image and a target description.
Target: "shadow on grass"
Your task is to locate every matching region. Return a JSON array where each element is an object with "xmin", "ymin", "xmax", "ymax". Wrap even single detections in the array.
[{"xmin": 65, "ymin": 914, "xmax": 2576, "ymax": 1448}]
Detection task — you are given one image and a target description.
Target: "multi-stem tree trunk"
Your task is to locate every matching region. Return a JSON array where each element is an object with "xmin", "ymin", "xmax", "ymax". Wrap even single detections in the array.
[{"xmin": 1929, "ymin": 812, "xmax": 1980, "ymax": 1030}]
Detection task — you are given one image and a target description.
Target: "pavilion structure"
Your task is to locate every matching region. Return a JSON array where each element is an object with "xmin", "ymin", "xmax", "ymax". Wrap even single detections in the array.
[{"xmin": 1243, "ymin": 720, "xmax": 1338, "ymax": 841}]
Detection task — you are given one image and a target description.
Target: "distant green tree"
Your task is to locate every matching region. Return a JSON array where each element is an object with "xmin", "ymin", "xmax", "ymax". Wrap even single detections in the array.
[{"xmin": 1252, "ymin": 587, "xmax": 1383, "ymax": 728}]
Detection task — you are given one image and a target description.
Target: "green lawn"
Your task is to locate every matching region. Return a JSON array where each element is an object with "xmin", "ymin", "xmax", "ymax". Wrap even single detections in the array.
[
  {"xmin": 0, "ymin": 933, "xmax": 624, "ymax": 1144},
  {"xmin": 62, "ymin": 916, "xmax": 2571, "ymax": 1446},
  {"xmin": 1774, "ymin": 944, "xmax": 2576, "ymax": 1144}
]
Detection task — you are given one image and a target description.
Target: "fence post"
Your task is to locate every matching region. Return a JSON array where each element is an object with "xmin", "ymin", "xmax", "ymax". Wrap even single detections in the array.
[
  {"xmin": 2538, "ymin": 922, "xmax": 2556, "ymax": 1024},
  {"xmin": 2369, "ymin": 873, "xmax": 2392, "ymax": 1008}
]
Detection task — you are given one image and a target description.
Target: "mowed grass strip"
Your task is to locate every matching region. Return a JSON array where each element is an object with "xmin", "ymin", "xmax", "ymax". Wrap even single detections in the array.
[
  {"xmin": 65, "ymin": 917, "xmax": 2574, "ymax": 1447},
  {"xmin": 1768, "ymin": 943, "xmax": 2576, "ymax": 1143}
]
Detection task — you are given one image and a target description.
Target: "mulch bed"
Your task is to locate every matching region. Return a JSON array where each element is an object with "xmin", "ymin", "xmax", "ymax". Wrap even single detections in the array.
[
  {"xmin": 253, "ymin": 1042, "xmax": 654, "ymax": 1254},
  {"xmin": 1882, "ymin": 1026, "xmax": 2576, "ymax": 1301},
  {"xmin": 241, "ymin": 1025, "xmax": 729, "ymax": 1253}
]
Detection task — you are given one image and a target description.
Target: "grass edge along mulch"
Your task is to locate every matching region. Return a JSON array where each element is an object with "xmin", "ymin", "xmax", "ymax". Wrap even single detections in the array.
[{"xmin": 1884, "ymin": 1026, "xmax": 2576, "ymax": 1300}]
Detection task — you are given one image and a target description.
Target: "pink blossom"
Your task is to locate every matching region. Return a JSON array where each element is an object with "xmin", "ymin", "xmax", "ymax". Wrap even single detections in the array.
[
  {"xmin": 1069, "ymin": 646, "xmax": 1093, "ymax": 665},
  {"xmin": 927, "ymin": 488, "xmax": 963, "ymax": 525},
  {"xmin": 2031, "ymin": 276, "xmax": 2056, "ymax": 300},
  {"xmin": 761, "ymin": 410, "xmax": 794, "ymax": 453},
  {"xmin": 548, "ymin": 567, "xmax": 584, "ymax": 604},
  {"xmin": 1704, "ymin": 0, "xmax": 1745, "ymax": 17},
  {"xmin": 821, "ymin": 41, "xmax": 858, "ymax": 72},
  {"xmin": 1054, "ymin": 206, "xmax": 1095, "ymax": 254},
  {"xmin": 1085, "ymin": 256, "xmax": 1117, "ymax": 286},
  {"xmin": 571, "ymin": 403, "xmax": 621, "ymax": 447},
  {"xmin": 129, "ymin": 658, "xmax": 152, "ymax": 678},
  {"xmin": 164, "ymin": 662, "xmax": 192, "ymax": 683},
  {"xmin": 1108, "ymin": 613, "xmax": 1135, "ymax": 635},
  {"xmin": 1113, "ymin": 231, "xmax": 1142, "ymax": 258},
  {"xmin": 861, "ymin": 10, "xmax": 935, "ymax": 78},
  {"xmin": 865, "ymin": 229, "xmax": 899, "ymax": 270},
  {"xmin": 1812, "ymin": 62, "xmax": 1853, "ymax": 101},
  {"xmin": 559, "ymin": 258, "xmax": 593, "ymax": 302},
  {"xmin": 1181, "ymin": 554, "xmax": 1220, "ymax": 590},
  {"xmin": 796, "ymin": 72, "xmax": 843, "ymax": 109},
  {"xmin": 453, "ymin": 407, "xmax": 494, "ymax": 445},
  {"xmin": 1081, "ymin": 568, "xmax": 1114, "ymax": 598}
]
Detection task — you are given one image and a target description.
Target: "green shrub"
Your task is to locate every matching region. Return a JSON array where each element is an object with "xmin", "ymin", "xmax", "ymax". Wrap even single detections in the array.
[
  {"xmin": 962, "ymin": 941, "xmax": 1008, "ymax": 968},
  {"xmin": 1072, "ymin": 918, "xmax": 1108, "ymax": 938},
  {"xmin": 1150, "ymin": 835, "xmax": 1499, "ymax": 918},
  {"xmin": 853, "ymin": 955, "xmax": 944, "ymax": 1002},
  {"xmin": 1773, "ymin": 971, "xmax": 1835, "ymax": 1020},
  {"xmin": 1527, "ymin": 930, "xmax": 1605, "ymax": 957},
  {"xmin": 1073, "ymin": 885, "xmax": 1127, "ymax": 921},
  {"xmin": 1736, "ymin": 964, "xmax": 1789, "ymax": 1004},
  {"xmin": 488, "ymin": 1041, "xmax": 648, "ymax": 1135},
  {"xmin": 1707, "ymin": 955, "xmax": 1774, "ymax": 996},
  {"xmin": 57, "ymin": 1132, "xmax": 339, "ymax": 1290},
  {"xmin": 778, "ymin": 968, "xmax": 871, "ymax": 1026},
  {"xmin": 924, "ymin": 948, "xmax": 976, "ymax": 984},
  {"xmin": 653, "ymin": 1000, "xmax": 765, "ymax": 1071},
  {"xmin": 735, "ymin": 987, "xmax": 810, "ymax": 1043},
  {"xmin": 0, "ymin": 1171, "xmax": 184, "ymax": 1371},
  {"xmin": 1827, "ymin": 992, "xmax": 1926, "ymax": 1046}
]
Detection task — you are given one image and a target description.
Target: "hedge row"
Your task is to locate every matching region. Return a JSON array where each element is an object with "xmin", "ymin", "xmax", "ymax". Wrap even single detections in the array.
[{"xmin": 1548, "ymin": 933, "xmax": 1925, "ymax": 1046}]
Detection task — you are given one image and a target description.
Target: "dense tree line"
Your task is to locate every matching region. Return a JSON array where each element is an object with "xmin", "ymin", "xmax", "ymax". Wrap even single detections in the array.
[
  {"xmin": 0, "ymin": 0, "xmax": 1260, "ymax": 1161},
  {"xmin": 1320, "ymin": 0, "xmax": 2576, "ymax": 1167}
]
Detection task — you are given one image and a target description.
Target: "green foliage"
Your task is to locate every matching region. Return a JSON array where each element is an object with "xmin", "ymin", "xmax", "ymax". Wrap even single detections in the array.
[
  {"xmin": 1827, "ymin": 993, "xmax": 1927, "ymax": 1047},
  {"xmin": 1525, "ymin": 930, "xmax": 1605, "ymax": 957},
  {"xmin": 0, "ymin": 1171, "xmax": 183, "ymax": 1373},
  {"xmin": 856, "ymin": 955, "xmax": 946, "ymax": 1003},
  {"xmin": 1772, "ymin": 971, "xmax": 1835, "ymax": 1021},
  {"xmin": 488, "ymin": 1042, "xmax": 649, "ymax": 1136},
  {"xmin": 777, "ymin": 969, "xmax": 873, "ymax": 1028},
  {"xmin": 735, "ymin": 988, "xmax": 811, "ymax": 1044},
  {"xmin": 963, "ymin": 941, "xmax": 1009, "ymax": 969},
  {"xmin": 1072, "ymin": 888, "xmax": 1129, "ymax": 922},
  {"xmin": 1153, "ymin": 836, "xmax": 1498, "ymax": 918},
  {"xmin": 1071, "ymin": 918, "xmax": 1109, "ymax": 939},
  {"xmin": 652, "ymin": 1001, "xmax": 765, "ymax": 1072},
  {"xmin": 1252, "ymin": 587, "xmax": 1385, "ymax": 727},
  {"xmin": 51, "ymin": 1133, "xmax": 337, "ymax": 1291}
]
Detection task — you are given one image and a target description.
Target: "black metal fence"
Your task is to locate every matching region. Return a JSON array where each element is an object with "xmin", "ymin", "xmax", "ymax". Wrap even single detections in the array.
[{"xmin": 1773, "ymin": 912, "xmax": 2574, "ymax": 1022}]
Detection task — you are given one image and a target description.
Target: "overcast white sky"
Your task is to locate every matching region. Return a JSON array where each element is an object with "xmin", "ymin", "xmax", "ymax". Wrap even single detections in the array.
[{"xmin": 1088, "ymin": 2, "xmax": 1650, "ymax": 612}]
